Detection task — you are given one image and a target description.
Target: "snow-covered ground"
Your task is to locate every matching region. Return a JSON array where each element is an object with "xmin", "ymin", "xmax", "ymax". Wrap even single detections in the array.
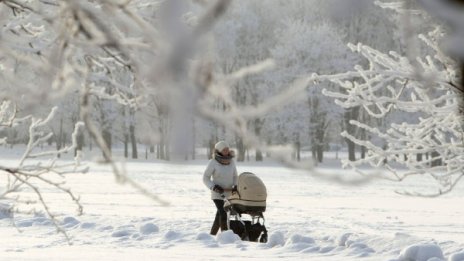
[{"xmin": 1, "ymin": 148, "xmax": 464, "ymax": 260}]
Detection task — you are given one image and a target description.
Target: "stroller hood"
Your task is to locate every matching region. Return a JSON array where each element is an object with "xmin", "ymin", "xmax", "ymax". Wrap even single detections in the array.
[
  {"xmin": 225, "ymin": 172, "xmax": 267, "ymax": 214},
  {"xmin": 237, "ymin": 172, "xmax": 267, "ymax": 202}
]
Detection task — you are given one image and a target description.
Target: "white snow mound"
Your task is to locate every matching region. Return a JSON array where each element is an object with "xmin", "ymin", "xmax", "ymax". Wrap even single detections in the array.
[
  {"xmin": 111, "ymin": 230, "xmax": 132, "ymax": 238},
  {"xmin": 449, "ymin": 251, "xmax": 464, "ymax": 261},
  {"xmin": 62, "ymin": 216, "xmax": 80, "ymax": 228},
  {"xmin": 164, "ymin": 230, "xmax": 182, "ymax": 241},
  {"xmin": 217, "ymin": 231, "xmax": 241, "ymax": 244},
  {"xmin": 286, "ymin": 234, "xmax": 315, "ymax": 245},
  {"xmin": 397, "ymin": 243, "xmax": 444, "ymax": 261},
  {"xmin": 284, "ymin": 234, "xmax": 316, "ymax": 252},
  {"xmin": 139, "ymin": 223, "xmax": 159, "ymax": 235},
  {"xmin": 337, "ymin": 232, "xmax": 353, "ymax": 246},
  {"xmin": 265, "ymin": 231, "xmax": 285, "ymax": 248},
  {"xmin": 196, "ymin": 232, "xmax": 215, "ymax": 241}
]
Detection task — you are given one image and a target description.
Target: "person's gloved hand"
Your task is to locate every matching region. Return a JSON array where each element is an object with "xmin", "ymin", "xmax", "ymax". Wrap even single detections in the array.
[{"xmin": 212, "ymin": 184, "xmax": 224, "ymax": 194}]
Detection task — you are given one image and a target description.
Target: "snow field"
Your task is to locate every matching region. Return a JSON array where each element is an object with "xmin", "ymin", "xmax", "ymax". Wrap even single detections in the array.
[{"xmin": 0, "ymin": 158, "xmax": 463, "ymax": 260}]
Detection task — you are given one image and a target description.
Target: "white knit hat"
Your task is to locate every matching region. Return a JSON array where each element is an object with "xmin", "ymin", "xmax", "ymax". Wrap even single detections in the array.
[{"xmin": 214, "ymin": 141, "xmax": 229, "ymax": 152}]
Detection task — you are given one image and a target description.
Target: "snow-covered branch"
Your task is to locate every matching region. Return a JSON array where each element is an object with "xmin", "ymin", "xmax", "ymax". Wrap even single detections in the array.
[
  {"xmin": 322, "ymin": 22, "xmax": 464, "ymax": 196},
  {"xmin": 0, "ymin": 107, "xmax": 87, "ymax": 241}
]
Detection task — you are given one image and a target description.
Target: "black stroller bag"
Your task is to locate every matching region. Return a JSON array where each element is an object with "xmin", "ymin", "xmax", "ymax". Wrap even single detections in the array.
[{"xmin": 229, "ymin": 220, "xmax": 268, "ymax": 243}]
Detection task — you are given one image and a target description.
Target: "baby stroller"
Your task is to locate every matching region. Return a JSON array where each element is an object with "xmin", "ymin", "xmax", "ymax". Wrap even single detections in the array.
[{"xmin": 223, "ymin": 172, "xmax": 268, "ymax": 243}]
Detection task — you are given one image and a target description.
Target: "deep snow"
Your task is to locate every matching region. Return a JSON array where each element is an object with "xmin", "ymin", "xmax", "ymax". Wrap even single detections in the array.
[{"xmin": 1, "ymin": 149, "xmax": 464, "ymax": 260}]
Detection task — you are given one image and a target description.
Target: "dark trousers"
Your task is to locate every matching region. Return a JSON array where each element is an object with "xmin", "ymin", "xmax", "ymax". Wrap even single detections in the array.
[{"xmin": 210, "ymin": 199, "xmax": 228, "ymax": 235}]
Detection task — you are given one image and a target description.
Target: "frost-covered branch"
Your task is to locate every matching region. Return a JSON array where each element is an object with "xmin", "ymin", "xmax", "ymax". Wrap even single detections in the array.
[
  {"xmin": 0, "ymin": 107, "xmax": 87, "ymax": 241},
  {"xmin": 322, "ymin": 20, "xmax": 464, "ymax": 196}
]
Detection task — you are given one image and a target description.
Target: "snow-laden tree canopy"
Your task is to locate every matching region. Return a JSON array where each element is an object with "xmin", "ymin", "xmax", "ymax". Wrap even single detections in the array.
[{"xmin": 322, "ymin": 2, "xmax": 464, "ymax": 196}]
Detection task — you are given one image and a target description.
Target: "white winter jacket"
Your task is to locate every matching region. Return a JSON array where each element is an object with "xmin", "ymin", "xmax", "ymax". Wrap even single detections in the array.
[{"xmin": 203, "ymin": 159, "xmax": 238, "ymax": 200}]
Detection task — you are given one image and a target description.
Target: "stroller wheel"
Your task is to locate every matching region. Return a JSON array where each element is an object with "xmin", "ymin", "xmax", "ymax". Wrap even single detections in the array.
[{"xmin": 259, "ymin": 232, "xmax": 268, "ymax": 243}]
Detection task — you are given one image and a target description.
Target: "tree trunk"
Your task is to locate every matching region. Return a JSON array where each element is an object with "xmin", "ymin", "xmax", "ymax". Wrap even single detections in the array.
[
  {"xmin": 208, "ymin": 138, "xmax": 215, "ymax": 160},
  {"xmin": 344, "ymin": 107, "xmax": 359, "ymax": 161},
  {"xmin": 165, "ymin": 144, "xmax": 170, "ymax": 161},
  {"xmin": 159, "ymin": 119, "xmax": 167, "ymax": 160},
  {"xmin": 123, "ymin": 107, "xmax": 128, "ymax": 158},
  {"xmin": 460, "ymin": 62, "xmax": 464, "ymax": 118},
  {"xmin": 308, "ymin": 96, "xmax": 329, "ymax": 163},
  {"xmin": 235, "ymin": 136, "xmax": 245, "ymax": 162},
  {"xmin": 102, "ymin": 129, "xmax": 112, "ymax": 157},
  {"xmin": 383, "ymin": 144, "xmax": 388, "ymax": 165},
  {"xmin": 56, "ymin": 117, "xmax": 63, "ymax": 158},
  {"xmin": 124, "ymin": 133, "xmax": 129, "ymax": 158},
  {"xmin": 311, "ymin": 146, "xmax": 316, "ymax": 160},
  {"xmin": 295, "ymin": 140, "xmax": 301, "ymax": 162},
  {"xmin": 191, "ymin": 118, "xmax": 196, "ymax": 160},
  {"xmin": 63, "ymin": 133, "xmax": 68, "ymax": 147},
  {"xmin": 159, "ymin": 142, "xmax": 165, "ymax": 160},
  {"xmin": 417, "ymin": 153, "xmax": 422, "ymax": 162},
  {"xmin": 316, "ymin": 146, "xmax": 323, "ymax": 163},
  {"xmin": 316, "ymin": 122, "xmax": 327, "ymax": 163},
  {"xmin": 347, "ymin": 139, "xmax": 356, "ymax": 162},
  {"xmin": 254, "ymin": 119, "xmax": 264, "ymax": 161},
  {"xmin": 75, "ymin": 132, "xmax": 84, "ymax": 157},
  {"xmin": 360, "ymin": 127, "xmax": 366, "ymax": 159},
  {"xmin": 430, "ymin": 151, "xmax": 442, "ymax": 167},
  {"xmin": 130, "ymin": 125, "xmax": 137, "ymax": 159},
  {"xmin": 256, "ymin": 150, "xmax": 263, "ymax": 161}
]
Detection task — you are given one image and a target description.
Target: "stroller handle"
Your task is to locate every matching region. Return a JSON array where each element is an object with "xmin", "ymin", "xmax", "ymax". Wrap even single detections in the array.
[{"xmin": 220, "ymin": 187, "xmax": 240, "ymax": 200}]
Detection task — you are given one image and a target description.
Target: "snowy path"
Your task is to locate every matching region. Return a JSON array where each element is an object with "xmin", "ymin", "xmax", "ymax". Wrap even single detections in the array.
[{"xmin": 1, "ymin": 159, "xmax": 464, "ymax": 260}]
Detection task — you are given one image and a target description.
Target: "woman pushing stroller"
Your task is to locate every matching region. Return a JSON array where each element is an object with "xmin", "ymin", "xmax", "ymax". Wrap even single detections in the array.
[{"xmin": 203, "ymin": 141, "xmax": 238, "ymax": 235}]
